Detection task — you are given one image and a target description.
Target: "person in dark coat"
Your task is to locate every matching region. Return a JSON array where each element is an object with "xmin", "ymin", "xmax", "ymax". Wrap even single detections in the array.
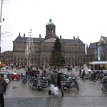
[
  {"xmin": 0, "ymin": 74, "xmax": 7, "ymax": 107},
  {"xmin": 81, "ymin": 69, "xmax": 86, "ymax": 80},
  {"xmin": 48, "ymin": 70, "xmax": 64, "ymax": 97}
]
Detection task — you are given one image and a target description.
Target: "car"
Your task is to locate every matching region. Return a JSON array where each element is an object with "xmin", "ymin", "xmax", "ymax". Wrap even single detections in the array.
[
  {"xmin": 0, "ymin": 70, "xmax": 20, "ymax": 81},
  {"xmin": 0, "ymin": 71, "xmax": 11, "ymax": 84}
]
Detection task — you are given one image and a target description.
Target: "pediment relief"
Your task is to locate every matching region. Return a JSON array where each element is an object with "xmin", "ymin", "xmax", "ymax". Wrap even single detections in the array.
[{"xmin": 43, "ymin": 38, "xmax": 56, "ymax": 43}]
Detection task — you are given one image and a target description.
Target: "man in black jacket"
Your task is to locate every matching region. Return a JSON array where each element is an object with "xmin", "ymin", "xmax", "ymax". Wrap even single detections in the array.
[
  {"xmin": 48, "ymin": 70, "xmax": 64, "ymax": 97},
  {"xmin": 0, "ymin": 74, "xmax": 7, "ymax": 107}
]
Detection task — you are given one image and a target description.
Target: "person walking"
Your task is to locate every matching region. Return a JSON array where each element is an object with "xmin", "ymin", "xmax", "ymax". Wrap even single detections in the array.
[
  {"xmin": 48, "ymin": 70, "xmax": 64, "ymax": 97},
  {"xmin": 81, "ymin": 69, "xmax": 86, "ymax": 80},
  {"xmin": 0, "ymin": 74, "xmax": 7, "ymax": 107}
]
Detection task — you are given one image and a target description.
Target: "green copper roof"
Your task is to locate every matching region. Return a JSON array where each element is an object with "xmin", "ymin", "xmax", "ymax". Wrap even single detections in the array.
[{"xmin": 47, "ymin": 19, "xmax": 54, "ymax": 25}]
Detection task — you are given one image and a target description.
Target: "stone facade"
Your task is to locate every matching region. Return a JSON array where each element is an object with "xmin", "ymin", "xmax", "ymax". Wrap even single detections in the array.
[
  {"xmin": 98, "ymin": 36, "xmax": 107, "ymax": 61},
  {"xmin": 0, "ymin": 51, "xmax": 13, "ymax": 65},
  {"xmin": 13, "ymin": 19, "xmax": 85, "ymax": 67},
  {"xmin": 87, "ymin": 42, "xmax": 98, "ymax": 62},
  {"xmin": 87, "ymin": 36, "xmax": 107, "ymax": 62}
]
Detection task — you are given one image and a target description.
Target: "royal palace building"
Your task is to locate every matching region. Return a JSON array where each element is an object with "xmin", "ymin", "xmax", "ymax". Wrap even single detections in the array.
[{"xmin": 13, "ymin": 19, "xmax": 85, "ymax": 67}]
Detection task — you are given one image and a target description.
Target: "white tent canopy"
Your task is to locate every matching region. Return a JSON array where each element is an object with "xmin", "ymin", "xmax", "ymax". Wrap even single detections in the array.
[{"xmin": 89, "ymin": 61, "xmax": 107, "ymax": 65}]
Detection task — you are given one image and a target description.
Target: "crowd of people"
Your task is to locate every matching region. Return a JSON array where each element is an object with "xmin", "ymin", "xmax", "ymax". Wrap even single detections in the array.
[
  {"xmin": 79, "ymin": 67, "xmax": 105, "ymax": 82},
  {"xmin": 1, "ymin": 65, "xmax": 107, "ymax": 107}
]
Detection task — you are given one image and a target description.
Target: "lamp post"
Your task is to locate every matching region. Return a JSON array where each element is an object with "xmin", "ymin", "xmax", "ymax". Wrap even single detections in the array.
[{"xmin": 0, "ymin": 0, "xmax": 4, "ymax": 53}]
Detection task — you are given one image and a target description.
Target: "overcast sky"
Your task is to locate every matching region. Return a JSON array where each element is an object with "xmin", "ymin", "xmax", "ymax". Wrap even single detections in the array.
[{"xmin": 1, "ymin": 0, "xmax": 107, "ymax": 52}]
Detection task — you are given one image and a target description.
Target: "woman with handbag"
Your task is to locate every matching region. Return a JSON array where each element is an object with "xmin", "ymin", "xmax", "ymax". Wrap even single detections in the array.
[{"xmin": 48, "ymin": 70, "xmax": 64, "ymax": 97}]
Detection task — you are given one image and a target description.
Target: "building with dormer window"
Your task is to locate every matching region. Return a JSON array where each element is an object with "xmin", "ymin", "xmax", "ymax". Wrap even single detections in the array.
[{"xmin": 13, "ymin": 19, "xmax": 85, "ymax": 67}]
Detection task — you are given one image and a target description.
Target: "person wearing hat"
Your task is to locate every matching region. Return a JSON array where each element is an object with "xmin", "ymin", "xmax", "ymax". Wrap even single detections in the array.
[{"xmin": 0, "ymin": 74, "xmax": 7, "ymax": 107}]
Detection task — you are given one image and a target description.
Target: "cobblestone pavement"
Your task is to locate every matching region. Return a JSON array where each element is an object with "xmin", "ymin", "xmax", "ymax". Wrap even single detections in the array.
[
  {"xmin": 4, "ymin": 81, "xmax": 63, "ymax": 107},
  {"xmin": 48, "ymin": 96, "xmax": 62, "ymax": 107},
  {"xmin": 61, "ymin": 96, "xmax": 107, "ymax": 107},
  {"xmin": 5, "ymin": 97, "xmax": 50, "ymax": 107},
  {"xmin": 3, "ymin": 67, "xmax": 107, "ymax": 107}
]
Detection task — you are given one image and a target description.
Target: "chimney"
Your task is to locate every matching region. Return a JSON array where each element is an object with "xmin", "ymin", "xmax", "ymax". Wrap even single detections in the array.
[
  {"xmin": 60, "ymin": 35, "xmax": 62, "ymax": 39},
  {"xmin": 23, "ymin": 33, "xmax": 25, "ymax": 37},
  {"xmin": 73, "ymin": 36, "xmax": 75, "ymax": 39},
  {"xmin": 39, "ymin": 34, "xmax": 41, "ymax": 38}
]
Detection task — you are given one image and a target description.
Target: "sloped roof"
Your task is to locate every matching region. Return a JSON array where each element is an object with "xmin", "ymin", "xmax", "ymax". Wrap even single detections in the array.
[
  {"xmin": 13, "ymin": 36, "xmax": 44, "ymax": 43},
  {"xmin": 13, "ymin": 35, "xmax": 84, "ymax": 44},
  {"xmin": 89, "ymin": 42, "xmax": 98, "ymax": 48},
  {"xmin": 60, "ymin": 38, "xmax": 84, "ymax": 44},
  {"xmin": 101, "ymin": 36, "xmax": 107, "ymax": 42},
  {"xmin": 14, "ymin": 35, "xmax": 21, "ymax": 41},
  {"xmin": 99, "ymin": 36, "xmax": 107, "ymax": 45}
]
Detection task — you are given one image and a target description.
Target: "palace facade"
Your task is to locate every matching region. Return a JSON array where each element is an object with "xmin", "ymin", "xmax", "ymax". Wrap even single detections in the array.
[{"xmin": 13, "ymin": 19, "xmax": 85, "ymax": 67}]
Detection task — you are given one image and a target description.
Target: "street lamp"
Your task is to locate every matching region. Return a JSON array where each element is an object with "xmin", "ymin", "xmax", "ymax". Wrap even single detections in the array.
[{"xmin": 0, "ymin": 0, "xmax": 4, "ymax": 53}]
